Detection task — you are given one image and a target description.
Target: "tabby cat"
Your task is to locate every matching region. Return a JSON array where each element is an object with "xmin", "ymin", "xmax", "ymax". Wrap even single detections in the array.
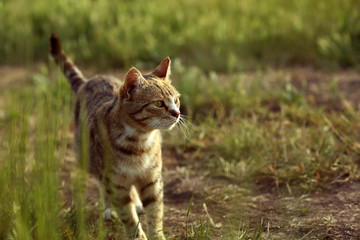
[{"xmin": 50, "ymin": 33, "xmax": 180, "ymax": 240}]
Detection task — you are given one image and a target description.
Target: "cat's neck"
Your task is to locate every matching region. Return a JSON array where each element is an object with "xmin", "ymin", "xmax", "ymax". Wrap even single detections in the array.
[
  {"xmin": 122, "ymin": 123, "xmax": 158, "ymax": 143},
  {"xmin": 107, "ymin": 114, "xmax": 159, "ymax": 152}
]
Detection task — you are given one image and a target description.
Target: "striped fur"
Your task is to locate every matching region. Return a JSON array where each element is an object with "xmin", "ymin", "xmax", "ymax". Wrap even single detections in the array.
[{"xmin": 50, "ymin": 33, "xmax": 180, "ymax": 240}]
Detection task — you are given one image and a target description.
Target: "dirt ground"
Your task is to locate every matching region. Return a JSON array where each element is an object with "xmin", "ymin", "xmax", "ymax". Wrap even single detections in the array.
[
  {"xmin": 1, "ymin": 66, "xmax": 360, "ymax": 239},
  {"xmin": 60, "ymin": 146, "xmax": 360, "ymax": 239}
]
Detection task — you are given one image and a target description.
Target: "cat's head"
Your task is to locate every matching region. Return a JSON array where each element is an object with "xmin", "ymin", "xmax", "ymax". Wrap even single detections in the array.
[{"xmin": 120, "ymin": 57, "xmax": 181, "ymax": 131}]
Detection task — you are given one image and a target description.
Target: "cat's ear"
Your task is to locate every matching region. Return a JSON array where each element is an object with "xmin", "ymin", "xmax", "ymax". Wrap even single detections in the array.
[
  {"xmin": 152, "ymin": 57, "xmax": 171, "ymax": 80},
  {"xmin": 123, "ymin": 67, "xmax": 144, "ymax": 97}
]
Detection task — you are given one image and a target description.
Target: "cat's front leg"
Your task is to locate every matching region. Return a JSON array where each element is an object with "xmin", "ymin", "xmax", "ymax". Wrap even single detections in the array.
[
  {"xmin": 138, "ymin": 177, "xmax": 166, "ymax": 240},
  {"xmin": 109, "ymin": 182, "xmax": 146, "ymax": 240}
]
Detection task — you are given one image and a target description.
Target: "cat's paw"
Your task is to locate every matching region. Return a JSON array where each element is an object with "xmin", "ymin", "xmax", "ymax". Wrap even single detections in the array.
[
  {"xmin": 149, "ymin": 232, "xmax": 166, "ymax": 240},
  {"xmin": 103, "ymin": 208, "xmax": 117, "ymax": 220},
  {"xmin": 135, "ymin": 204, "xmax": 144, "ymax": 216},
  {"xmin": 158, "ymin": 233, "xmax": 166, "ymax": 240},
  {"xmin": 132, "ymin": 230, "xmax": 147, "ymax": 240}
]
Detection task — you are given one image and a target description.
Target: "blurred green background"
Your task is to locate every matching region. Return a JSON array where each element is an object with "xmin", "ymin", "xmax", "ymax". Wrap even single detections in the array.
[{"xmin": 1, "ymin": 0, "xmax": 360, "ymax": 70}]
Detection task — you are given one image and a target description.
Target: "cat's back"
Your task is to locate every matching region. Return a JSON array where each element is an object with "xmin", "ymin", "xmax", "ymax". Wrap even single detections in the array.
[{"xmin": 78, "ymin": 75, "xmax": 121, "ymax": 117}]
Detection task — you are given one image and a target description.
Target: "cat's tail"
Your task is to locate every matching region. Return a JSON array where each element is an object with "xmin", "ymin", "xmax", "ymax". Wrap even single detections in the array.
[{"xmin": 50, "ymin": 32, "xmax": 86, "ymax": 93}]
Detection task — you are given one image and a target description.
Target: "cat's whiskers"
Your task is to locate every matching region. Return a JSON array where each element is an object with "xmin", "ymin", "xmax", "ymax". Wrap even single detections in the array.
[
  {"xmin": 177, "ymin": 114, "xmax": 192, "ymax": 140},
  {"xmin": 143, "ymin": 117, "xmax": 180, "ymax": 131},
  {"xmin": 144, "ymin": 121, "xmax": 160, "ymax": 131}
]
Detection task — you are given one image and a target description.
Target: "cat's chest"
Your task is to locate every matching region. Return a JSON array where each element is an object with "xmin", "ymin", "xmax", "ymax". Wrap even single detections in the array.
[{"xmin": 111, "ymin": 126, "xmax": 160, "ymax": 176}]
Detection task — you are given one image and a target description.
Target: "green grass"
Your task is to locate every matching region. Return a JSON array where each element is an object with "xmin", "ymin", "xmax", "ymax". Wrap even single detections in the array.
[
  {"xmin": 167, "ymin": 63, "xmax": 360, "ymax": 191},
  {"xmin": 1, "ymin": 0, "xmax": 360, "ymax": 70},
  {"xmin": 0, "ymin": 73, "xmax": 71, "ymax": 239},
  {"xmin": 0, "ymin": 73, "xmax": 122, "ymax": 239}
]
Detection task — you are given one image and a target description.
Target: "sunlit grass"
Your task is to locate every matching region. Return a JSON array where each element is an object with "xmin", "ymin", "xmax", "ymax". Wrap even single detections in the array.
[
  {"xmin": 168, "ymin": 64, "xmax": 360, "ymax": 191},
  {"xmin": 0, "ymin": 75, "xmax": 70, "ymax": 239},
  {"xmin": 1, "ymin": 0, "xmax": 360, "ymax": 69}
]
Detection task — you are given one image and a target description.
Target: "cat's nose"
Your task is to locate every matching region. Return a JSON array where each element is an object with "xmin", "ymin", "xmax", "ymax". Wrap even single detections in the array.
[{"xmin": 169, "ymin": 109, "xmax": 180, "ymax": 118}]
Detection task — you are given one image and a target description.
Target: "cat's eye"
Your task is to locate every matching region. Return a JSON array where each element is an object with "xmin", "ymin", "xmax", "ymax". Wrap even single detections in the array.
[{"xmin": 153, "ymin": 100, "xmax": 165, "ymax": 107}]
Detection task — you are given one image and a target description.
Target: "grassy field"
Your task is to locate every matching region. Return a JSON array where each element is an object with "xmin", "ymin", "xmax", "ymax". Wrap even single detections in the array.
[
  {"xmin": 1, "ymin": 0, "xmax": 360, "ymax": 239},
  {"xmin": 1, "ymin": 0, "xmax": 360, "ymax": 70},
  {"xmin": 168, "ymin": 64, "xmax": 360, "ymax": 189}
]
